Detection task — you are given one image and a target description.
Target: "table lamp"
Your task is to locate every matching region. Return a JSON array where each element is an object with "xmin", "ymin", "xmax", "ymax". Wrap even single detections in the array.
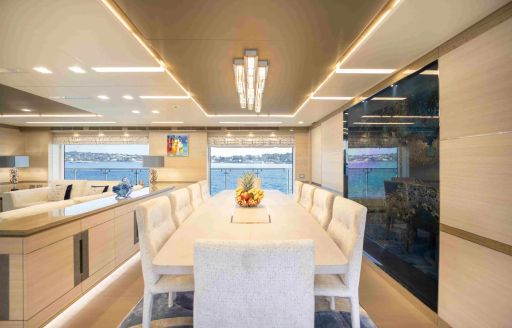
[
  {"xmin": 0, "ymin": 156, "xmax": 30, "ymax": 190},
  {"xmin": 142, "ymin": 155, "xmax": 165, "ymax": 186}
]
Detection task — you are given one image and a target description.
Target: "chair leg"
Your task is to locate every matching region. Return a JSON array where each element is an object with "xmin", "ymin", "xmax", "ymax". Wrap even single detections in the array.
[
  {"xmin": 350, "ymin": 295, "xmax": 360, "ymax": 328},
  {"xmin": 329, "ymin": 296, "xmax": 336, "ymax": 311},
  {"xmin": 168, "ymin": 292, "xmax": 175, "ymax": 307},
  {"xmin": 142, "ymin": 289, "xmax": 153, "ymax": 328}
]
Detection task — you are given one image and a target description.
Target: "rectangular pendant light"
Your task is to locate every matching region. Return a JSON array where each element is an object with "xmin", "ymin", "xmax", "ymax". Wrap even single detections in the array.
[{"xmin": 233, "ymin": 49, "xmax": 269, "ymax": 113}]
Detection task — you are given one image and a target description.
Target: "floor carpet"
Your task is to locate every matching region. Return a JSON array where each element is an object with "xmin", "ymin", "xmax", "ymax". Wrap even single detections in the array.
[{"xmin": 119, "ymin": 292, "xmax": 377, "ymax": 327}]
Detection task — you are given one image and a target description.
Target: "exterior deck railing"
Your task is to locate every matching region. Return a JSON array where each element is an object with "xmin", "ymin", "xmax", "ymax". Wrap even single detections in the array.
[
  {"xmin": 347, "ymin": 167, "xmax": 398, "ymax": 199},
  {"xmin": 210, "ymin": 167, "xmax": 293, "ymax": 196},
  {"xmin": 64, "ymin": 168, "xmax": 150, "ymax": 185}
]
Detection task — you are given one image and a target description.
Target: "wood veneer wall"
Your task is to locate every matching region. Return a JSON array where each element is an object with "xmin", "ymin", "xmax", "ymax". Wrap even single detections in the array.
[{"xmin": 437, "ymin": 15, "xmax": 512, "ymax": 328}]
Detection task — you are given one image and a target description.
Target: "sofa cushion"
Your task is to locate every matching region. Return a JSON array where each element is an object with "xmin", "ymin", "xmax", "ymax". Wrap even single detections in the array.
[
  {"xmin": 48, "ymin": 185, "xmax": 68, "ymax": 201},
  {"xmin": 2, "ymin": 187, "xmax": 50, "ymax": 211},
  {"xmin": 51, "ymin": 180, "xmax": 88, "ymax": 198}
]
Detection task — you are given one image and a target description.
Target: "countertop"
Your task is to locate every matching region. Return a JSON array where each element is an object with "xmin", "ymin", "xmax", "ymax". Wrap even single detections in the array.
[{"xmin": 0, "ymin": 184, "xmax": 176, "ymax": 237}]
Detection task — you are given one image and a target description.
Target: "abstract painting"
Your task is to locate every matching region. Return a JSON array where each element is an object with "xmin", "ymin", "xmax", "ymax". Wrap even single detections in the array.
[{"xmin": 167, "ymin": 134, "xmax": 189, "ymax": 157}]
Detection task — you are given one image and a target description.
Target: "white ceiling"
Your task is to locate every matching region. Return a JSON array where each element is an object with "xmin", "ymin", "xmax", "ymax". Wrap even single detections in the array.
[{"xmin": 0, "ymin": 0, "xmax": 508, "ymax": 127}]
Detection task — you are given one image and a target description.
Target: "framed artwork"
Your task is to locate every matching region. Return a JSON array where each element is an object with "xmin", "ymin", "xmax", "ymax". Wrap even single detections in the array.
[{"xmin": 167, "ymin": 134, "xmax": 189, "ymax": 157}]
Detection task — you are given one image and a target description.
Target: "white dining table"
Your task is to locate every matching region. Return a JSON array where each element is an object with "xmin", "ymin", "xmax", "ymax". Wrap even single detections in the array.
[{"xmin": 153, "ymin": 190, "xmax": 348, "ymax": 275}]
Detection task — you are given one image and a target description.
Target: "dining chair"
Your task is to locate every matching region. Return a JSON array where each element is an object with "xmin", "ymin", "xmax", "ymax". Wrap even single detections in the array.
[
  {"xmin": 135, "ymin": 196, "xmax": 194, "ymax": 328},
  {"xmin": 314, "ymin": 196, "xmax": 367, "ymax": 328},
  {"xmin": 170, "ymin": 187, "xmax": 193, "ymax": 227},
  {"xmin": 293, "ymin": 180, "xmax": 303, "ymax": 202},
  {"xmin": 199, "ymin": 180, "xmax": 210, "ymax": 200},
  {"xmin": 187, "ymin": 183, "xmax": 203, "ymax": 210},
  {"xmin": 310, "ymin": 187, "xmax": 335, "ymax": 230},
  {"xmin": 194, "ymin": 239, "xmax": 315, "ymax": 328},
  {"xmin": 298, "ymin": 183, "xmax": 316, "ymax": 211}
]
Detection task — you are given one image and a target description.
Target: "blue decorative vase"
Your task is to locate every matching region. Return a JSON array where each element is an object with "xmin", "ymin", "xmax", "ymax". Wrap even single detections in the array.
[{"xmin": 113, "ymin": 177, "xmax": 133, "ymax": 199}]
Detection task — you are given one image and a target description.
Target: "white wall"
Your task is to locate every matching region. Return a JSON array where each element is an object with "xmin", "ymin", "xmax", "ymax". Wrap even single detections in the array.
[{"xmin": 310, "ymin": 112, "xmax": 344, "ymax": 193}]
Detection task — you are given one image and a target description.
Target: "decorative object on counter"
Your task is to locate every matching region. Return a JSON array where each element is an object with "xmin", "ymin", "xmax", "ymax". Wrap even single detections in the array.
[
  {"xmin": 113, "ymin": 177, "xmax": 133, "ymax": 199},
  {"xmin": 0, "ymin": 156, "xmax": 30, "ymax": 191},
  {"xmin": 235, "ymin": 172, "xmax": 264, "ymax": 207},
  {"xmin": 167, "ymin": 134, "xmax": 189, "ymax": 157},
  {"xmin": 142, "ymin": 155, "xmax": 165, "ymax": 186}
]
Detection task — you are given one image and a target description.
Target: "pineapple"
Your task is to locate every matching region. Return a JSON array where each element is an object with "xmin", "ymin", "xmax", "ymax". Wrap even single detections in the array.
[{"xmin": 239, "ymin": 172, "xmax": 256, "ymax": 192}]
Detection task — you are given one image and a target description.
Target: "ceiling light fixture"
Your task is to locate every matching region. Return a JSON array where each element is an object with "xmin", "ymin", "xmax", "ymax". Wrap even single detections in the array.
[
  {"xmin": 41, "ymin": 114, "xmax": 103, "ymax": 118},
  {"xmin": 139, "ymin": 95, "xmax": 190, "ymax": 99},
  {"xmin": 68, "ymin": 66, "xmax": 86, "ymax": 74},
  {"xmin": 298, "ymin": 121, "xmax": 304, "ymax": 124},
  {"xmin": 151, "ymin": 110, "xmax": 160, "ymax": 114},
  {"xmin": 97, "ymin": 95, "xmax": 110, "ymax": 100},
  {"xmin": 2, "ymin": 114, "xmax": 39, "ymax": 117},
  {"xmin": 26, "ymin": 121, "xmax": 116, "ymax": 124},
  {"xmin": 335, "ymin": 68, "xmax": 395, "ymax": 74},
  {"xmin": 353, "ymin": 122, "xmax": 414, "ymax": 125},
  {"xmin": 50, "ymin": 96, "xmax": 92, "ymax": 100},
  {"xmin": 233, "ymin": 49, "xmax": 269, "ymax": 113},
  {"xmin": 131, "ymin": 110, "xmax": 140, "ymax": 114},
  {"xmin": 122, "ymin": 95, "xmax": 134, "ymax": 100},
  {"xmin": 311, "ymin": 96, "xmax": 353, "ymax": 100},
  {"xmin": 33, "ymin": 66, "xmax": 52, "ymax": 74},
  {"xmin": 91, "ymin": 66, "xmax": 165, "ymax": 73},
  {"xmin": 151, "ymin": 121, "xmax": 185, "ymax": 124},
  {"xmin": 20, "ymin": 108, "xmax": 32, "ymax": 112},
  {"xmin": 219, "ymin": 121, "xmax": 282, "ymax": 124}
]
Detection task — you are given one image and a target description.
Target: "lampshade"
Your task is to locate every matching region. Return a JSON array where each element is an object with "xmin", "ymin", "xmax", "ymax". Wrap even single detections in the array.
[
  {"xmin": 142, "ymin": 155, "xmax": 164, "ymax": 168},
  {"xmin": 0, "ymin": 156, "xmax": 30, "ymax": 168}
]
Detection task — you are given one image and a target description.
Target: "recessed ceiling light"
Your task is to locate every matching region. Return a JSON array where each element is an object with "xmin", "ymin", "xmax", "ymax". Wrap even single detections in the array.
[
  {"xmin": 123, "ymin": 132, "xmax": 130, "ymax": 137},
  {"xmin": 311, "ymin": 96, "xmax": 353, "ymax": 100},
  {"xmin": 122, "ymin": 95, "xmax": 134, "ymax": 100},
  {"xmin": 20, "ymin": 108, "xmax": 32, "ymax": 112},
  {"xmin": 151, "ymin": 110, "xmax": 160, "ymax": 114},
  {"xmin": 50, "ymin": 96, "xmax": 92, "ymax": 100},
  {"xmin": 131, "ymin": 110, "xmax": 140, "ymax": 114},
  {"xmin": 73, "ymin": 132, "xmax": 80, "ymax": 137},
  {"xmin": 98, "ymin": 132, "xmax": 105, "ymax": 137},
  {"xmin": 151, "ymin": 121, "xmax": 185, "ymax": 124},
  {"xmin": 219, "ymin": 121, "xmax": 282, "ymax": 124},
  {"xmin": 289, "ymin": 129, "xmax": 294, "ymax": 132},
  {"xmin": 33, "ymin": 66, "xmax": 52, "ymax": 74},
  {"xmin": 298, "ymin": 121, "xmax": 304, "ymax": 124},
  {"xmin": 97, "ymin": 95, "xmax": 109, "ymax": 100},
  {"xmin": 335, "ymin": 68, "xmax": 395, "ymax": 74},
  {"xmin": 68, "ymin": 66, "xmax": 86, "ymax": 74},
  {"xmin": 91, "ymin": 67, "xmax": 165, "ymax": 73},
  {"xmin": 41, "ymin": 114, "xmax": 103, "ymax": 117},
  {"xmin": 25, "ymin": 121, "xmax": 116, "ymax": 124},
  {"xmin": 139, "ymin": 95, "xmax": 190, "ymax": 99}
]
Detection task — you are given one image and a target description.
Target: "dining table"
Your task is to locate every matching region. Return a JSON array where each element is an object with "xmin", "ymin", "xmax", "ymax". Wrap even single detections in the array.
[{"xmin": 153, "ymin": 190, "xmax": 348, "ymax": 275}]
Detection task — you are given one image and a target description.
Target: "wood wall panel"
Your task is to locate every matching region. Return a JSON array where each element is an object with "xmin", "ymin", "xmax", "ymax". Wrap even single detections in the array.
[
  {"xmin": 439, "ymin": 232, "xmax": 512, "ymax": 328},
  {"xmin": 320, "ymin": 112, "xmax": 343, "ymax": 193},
  {"xmin": 23, "ymin": 237, "xmax": 75, "ymax": 319},
  {"xmin": 440, "ymin": 133, "xmax": 512, "ymax": 246},
  {"xmin": 439, "ymin": 18, "xmax": 512, "ymax": 140},
  {"xmin": 0, "ymin": 238, "xmax": 22, "ymax": 254},
  {"xmin": 8, "ymin": 255, "xmax": 23, "ymax": 320},
  {"xmin": 87, "ymin": 220, "xmax": 115, "ymax": 275},
  {"xmin": 311, "ymin": 125, "xmax": 322, "ymax": 184},
  {"xmin": 294, "ymin": 130, "xmax": 310, "ymax": 183}
]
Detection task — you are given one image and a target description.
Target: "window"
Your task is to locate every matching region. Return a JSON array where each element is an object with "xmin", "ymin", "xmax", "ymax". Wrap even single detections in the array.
[
  {"xmin": 343, "ymin": 61, "xmax": 439, "ymax": 310},
  {"xmin": 209, "ymin": 147, "xmax": 293, "ymax": 195},
  {"xmin": 64, "ymin": 144, "xmax": 150, "ymax": 185}
]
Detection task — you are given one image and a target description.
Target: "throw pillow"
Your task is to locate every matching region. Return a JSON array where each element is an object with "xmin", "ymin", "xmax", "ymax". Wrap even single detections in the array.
[{"xmin": 48, "ymin": 185, "xmax": 67, "ymax": 201}]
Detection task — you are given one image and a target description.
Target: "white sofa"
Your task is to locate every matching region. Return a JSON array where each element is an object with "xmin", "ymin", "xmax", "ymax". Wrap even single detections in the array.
[{"xmin": 1, "ymin": 180, "xmax": 121, "ymax": 212}]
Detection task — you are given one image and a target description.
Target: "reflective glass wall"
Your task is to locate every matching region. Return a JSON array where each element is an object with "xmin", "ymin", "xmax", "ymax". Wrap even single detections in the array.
[{"xmin": 343, "ymin": 62, "xmax": 439, "ymax": 310}]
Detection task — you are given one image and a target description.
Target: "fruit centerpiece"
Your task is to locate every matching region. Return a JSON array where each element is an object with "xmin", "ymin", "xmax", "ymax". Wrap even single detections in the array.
[{"xmin": 235, "ymin": 172, "xmax": 264, "ymax": 207}]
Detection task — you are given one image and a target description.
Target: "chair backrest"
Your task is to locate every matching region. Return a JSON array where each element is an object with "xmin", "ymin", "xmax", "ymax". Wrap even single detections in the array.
[
  {"xmin": 299, "ymin": 183, "xmax": 315, "ymax": 211},
  {"xmin": 194, "ymin": 239, "xmax": 315, "ymax": 328},
  {"xmin": 135, "ymin": 196, "xmax": 176, "ymax": 286},
  {"xmin": 187, "ymin": 183, "xmax": 203, "ymax": 210},
  {"xmin": 199, "ymin": 180, "xmax": 210, "ymax": 200},
  {"xmin": 310, "ymin": 188, "xmax": 335, "ymax": 229},
  {"xmin": 293, "ymin": 180, "xmax": 303, "ymax": 202},
  {"xmin": 327, "ymin": 196, "xmax": 367, "ymax": 291},
  {"xmin": 236, "ymin": 177, "xmax": 262, "ymax": 189},
  {"xmin": 170, "ymin": 188, "xmax": 193, "ymax": 227}
]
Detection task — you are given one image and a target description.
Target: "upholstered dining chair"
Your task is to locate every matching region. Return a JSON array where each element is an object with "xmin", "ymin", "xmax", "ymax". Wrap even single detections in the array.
[
  {"xmin": 299, "ymin": 183, "xmax": 316, "ymax": 211},
  {"xmin": 135, "ymin": 196, "xmax": 194, "ymax": 328},
  {"xmin": 194, "ymin": 239, "xmax": 315, "ymax": 328},
  {"xmin": 198, "ymin": 180, "xmax": 210, "ymax": 200},
  {"xmin": 294, "ymin": 180, "xmax": 304, "ymax": 202},
  {"xmin": 187, "ymin": 183, "xmax": 203, "ymax": 210},
  {"xmin": 169, "ymin": 187, "xmax": 193, "ymax": 227},
  {"xmin": 310, "ymin": 188, "xmax": 335, "ymax": 230},
  {"xmin": 314, "ymin": 196, "xmax": 367, "ymax": 328}
]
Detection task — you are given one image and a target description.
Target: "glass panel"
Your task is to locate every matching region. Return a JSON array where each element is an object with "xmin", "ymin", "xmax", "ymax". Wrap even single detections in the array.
[
  {"xmin": 209, "ymin": 147, "xmax": 293, "ymax": 195},
  {"xmin": 343, "ymin": 62, "xmax": 439, "ymax": 310},
  {"xmin": 64, "ymin": 144, "xmax": 150, "ymax": 186}
]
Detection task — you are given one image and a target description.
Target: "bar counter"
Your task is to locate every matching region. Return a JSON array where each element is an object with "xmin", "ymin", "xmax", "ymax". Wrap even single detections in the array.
[{"xmin": 0, "ymin": 184, "xmax": 177, "ymax": 327}]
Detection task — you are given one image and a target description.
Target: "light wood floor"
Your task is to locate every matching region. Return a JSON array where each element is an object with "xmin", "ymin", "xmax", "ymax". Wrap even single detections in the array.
[{"xmin": 45, "ymin": 254, "xmax": 438, "ymax": 328}]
